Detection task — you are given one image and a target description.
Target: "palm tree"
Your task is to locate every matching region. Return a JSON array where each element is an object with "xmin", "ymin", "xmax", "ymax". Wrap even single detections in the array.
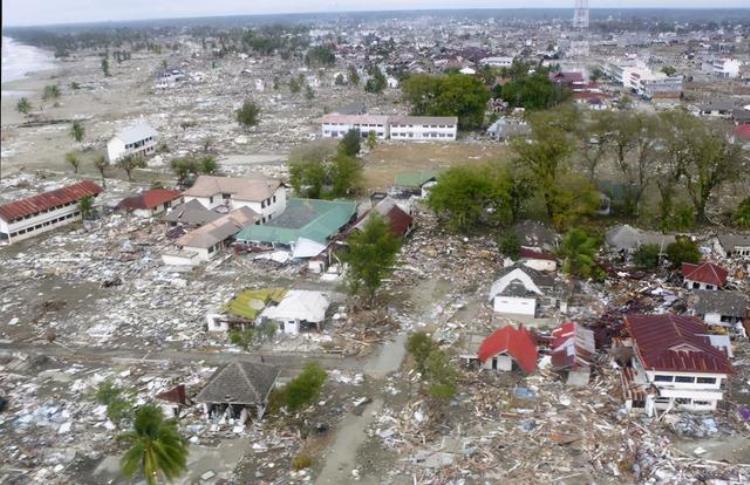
[
  {"xmin": 79, "ymin": 195, "xmax": 94, "ymax": 220},
  {"xmin": 71, "ymin": 121, "xmax": 85, "ymax": 143},
  {"xmin": 65, "ymin": 152, "xmax": 80, "ymax": 173},
  {"xmin": 119, "ymin": 404, "xmax": 189, "ymax": 485},
  {"xmin": 16, "ymin": 97, "xmax": 32, "ymax": 115},
  {"xmin": 93, "ymin": 154, "xmax": 108, "ymax": 188}
]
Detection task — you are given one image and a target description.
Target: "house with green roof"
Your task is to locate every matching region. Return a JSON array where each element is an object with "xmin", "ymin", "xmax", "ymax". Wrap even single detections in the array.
[
  {"xmin": 392, "ymin": 170, "xmax": 441, "ymax": 197},
  {"xmin": 235, "ymin": 198, "xmax": 358, "ymax": 250}
]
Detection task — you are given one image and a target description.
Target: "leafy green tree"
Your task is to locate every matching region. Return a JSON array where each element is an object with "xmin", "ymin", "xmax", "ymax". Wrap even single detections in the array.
[
  {"xmin": 339, "ymin": 129, "xmax": 361, "ymax": 157},
  {"xmin": 683, "ymin": 125, "xmax": 744, "ymax": 224},
  {"xmin": 229, "ymin": 328, "xmax": 255, "ymax": 351},
  {"xmin": 170, "ymin": 158, "xmax": 194, "ymax": 185},
  {"xmin": 498, "ymin": 232, "xmax": 521, "ymax": 260},
  {"xmin": 289, "ymin": 159, "xmax": 326, "ymax": 198},
  {"xmin": 576, "ymin": 110, "xmax": 614, "ymax": 182},
  {"xmin": 366, "ymin": 131, "xmax": 377, "ymax": 150},
  {"xmin": 653, "ymin": 111, "xmax": 696, "ymax": 229},
  {"xmin": 304, "ymin": 84, "xmax": 315, "ymax": 100},
  {"xmin": 16, "ymin": 97, "xmax": 32, "ymax": 115},
  {"xmin": 304, "ymin": 46, "xmax": 335, "ymax": 67},
  {"xmin": 364, "ymin": 67, "xmax": 387, "ymax": 94},
  {"xmin": 198, "ymin": 156, "xmax": 218, "ymax": 174},
  {"xmin": 495, "ymin": 61, "xmax": 569, "ymax": 110},
  {"xmin": 424, "ymin": 349, "xmax": 457, "ymax": 401},
  {"xmin": 94, "ymin": 154, "xmax": 108, "ymax": 188},
  {"xmin": 118, "ymin": 154, "xmax": 146, "ymax": 181},
  {"xmin": 558, "ymin": 228, "xmax": 602, "ymax": 280},
  {"xmin": 406, "ymin": 332, "xmax": 437, "ymax": 374},
  {"xmin": 95, "ymin": 379, "xmax": 133, "ymax": 425},
  {"xmin": 236, "ymin": 99, "xmax": 261, "ymax": 130},
  {"xmin": 348, "ymin": 65, "xmax": 360, "ymax": 86},
  {"xmin": 283, "ymin": 362, "xmax": 327, "ymax": 411},
  {"xmin": 101, "ymin": 57, "xmax": 110, "ymax": 77},
  {"xmin": 70, "ymin": 120, "xmax": 85, "ymax": 143},
  {"xmin": 344, "ymin": 213, "xmax": 401, "ymax": 304},
  {"xmin": 590, "ymin": 67, "xmax": 605, "ymax": 82},
  {"xmin": 289, "ymin": 77, "xmax": 302, "ymax": 93},
  {"xmin": 733, "ymin": 197, "xmax": 750, "ymax": 229},
  {"xmin": 119, "ymin": 404, "xmax": 189, "ymax": 485},
  {"xmin": 401, "ymin": 73, "xmax": 490, "ymax": 130},
  {"xmin": 661, "ymin": 65, "xmax": 677, "ymax": 76},
  {"xmin": 666, "ymin": 239, "xmax": 701, "ymax": 268},
  {"xmin": 330, "ymin": 152, "xmax": 362, "ymax": 197},
  {"xmin": 511, "ymin": 108, "xmax": 577, "ymax": 222},
  {"xmin": 65, "ymin": 152, "xmax": 80, "ymax": 173},
  {"xmin": 43, "ymin": 84, "xmax": 61, "ymax": 101},
  {"xmin": 427, "ymin": 165, "xmax": 512, "ymax": 232},
  {"xmin": 633, "ymin": 243, "xmax": 661, "ymax": 269}
]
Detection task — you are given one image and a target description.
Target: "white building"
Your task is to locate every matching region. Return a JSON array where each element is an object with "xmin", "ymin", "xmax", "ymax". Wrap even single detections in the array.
[
  {"xmin": 389, "ymin": 116, "xmax": 458, "ymax": 141},
  {"xmin": 0, "ymin": 180, "xmax": 103, "ymax": 245},
  {"xmin": 702, "ymin": 58, "xmax": 741, "ymax": 78},
  {"xmin": 620, "ymin": 314, "xmax": 732, "ymax": 416},
  {"xmin": 640, "ymin": 75, "xmax": 683, "ymax": 99},
  {"xmin": 155, "ymin": 68, "xmax": 186, "ymax": 89},
  {"xmin": 320, "ymin": 114, "xmax": 389, "ymax": 139},
  {"xmin": 182, "ymin": 174, "xmax": 286, "ymax": 224},
  {"xmin": 480, "ymin": 56, "xmax": 514, "ymax": 68},
  {"xmin": 261, "ymin": 290, "xmax": 330, "ymax": 335},
  {"xmin": 488, "ymin": 264, "xmax": 554, "ymax": 317},
  {"xmin": 107, "ymin": 121, "xmax": 158, "ymax": 163},
  {"xmin": 688, "ymin": 290, "xmax": 748, "ymax": 338}
]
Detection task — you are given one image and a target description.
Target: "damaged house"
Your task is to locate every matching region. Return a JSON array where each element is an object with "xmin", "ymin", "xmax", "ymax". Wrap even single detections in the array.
[
  {"xmin": 260, "ymin": 290, "xmax": 331, "ymax": 335},
  {"xmin": 687, "ymin": 290, "xmax": 749, "ymax": 338},
  {"xmin": 183, "ymin": 174, "xmax": 286, "ymax": 223},
  {"xmin": 162, "ymin": 199, "xmax": 223, "ymax": 231},
  {"xmin": 195, "ymin": 361, "xmax": 280, "ymax": 421},
  {"xmin": 207, "ymin": 288, "xmax": 287, "ymax": 333},
  {"xmin": 163, "ymin": 207, "xmax": 257, "ymax": 265},
  {"xmin": 550, "ymin": 322, "xmax": 596, "ymax": 386},
  {"xmin": 488, "ymin": 263, "xmax": 556, "ymax": 318},
  {"xmin": 605, "ymin": 224, "xmax": 675, "ymax": 254},
  {"xmin": 351, "ymin": 197, "xmax": 414, "ymax": 238},
  {"xmin": 617, "ymin": 314, "xmax": 733, "ymax": 416},
  {"xmin": 682, "ymin": 261, "xmax": 728, "ymax": 290},
  {"xmin": 0, "ymin": 180, "xmax": 103, "ymax": 245},
  {"xmin": 472, "ymin": 325, "xmax": 538, "ymax": 373},
  {"xmin": 116, "ymin": 189, "xmax": 183, "ymax": 218},
  {"xmin": 714, "ymin": 233, "xmax": 750, "ymax": 259}
]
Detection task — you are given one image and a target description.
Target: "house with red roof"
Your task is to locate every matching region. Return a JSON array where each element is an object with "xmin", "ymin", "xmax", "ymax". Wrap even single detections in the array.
[
  {"xmin": 682, "ymin": 262, "xmax": 728, "ymax": 290},
  {"xmin": 117, "ymin": 189, "xmax": 183, "ymax": 218},
  {"xmin": 475, "ymin": 325, "xmax": 538, "ymax": 373},
  {"xmin": 0, "ymin": 180, "xmax": 103, "ymax": 245},
  {"xmin": 619, "ymin": 314, "xmax": 732, "ymax": 416}
]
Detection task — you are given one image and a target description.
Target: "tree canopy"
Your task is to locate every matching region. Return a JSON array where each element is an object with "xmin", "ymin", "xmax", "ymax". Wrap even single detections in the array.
[
  {"xmin": 494, "ymin": 61, "xmax": 570, "ymax": 110},
  {"xmin": 401, "ymin": 73, "xmax": 490, "ymax": 130},
  {"xmin": 236, "ymin": 99, "xmax": 261, "ymax": 130}
]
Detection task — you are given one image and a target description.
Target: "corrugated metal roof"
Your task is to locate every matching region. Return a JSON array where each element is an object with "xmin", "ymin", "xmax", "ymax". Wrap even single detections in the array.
[
  {"xmin": 625, "ymin": 314, "xmax": 732, "ymax": 374},
  {"xmin": 0, "ymin": 180, "xmax": 103, "ymax": 222},
  {"xmin": 117, "ymin": 189, "xmax": 182, "ymax": 211},
  {"xmin": 114, "ymin": 122, "xmax": 157, "ymax": 144},
  {"xmin": 477, "ymin": 325, "xmax": 538, "ymax": 374},
  {"xmin": 550, "ymin": 322, "xmax": 595, "ymax": 370}
]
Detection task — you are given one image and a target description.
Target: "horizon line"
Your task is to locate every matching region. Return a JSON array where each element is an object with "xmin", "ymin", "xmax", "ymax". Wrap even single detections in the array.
[{"xmin": 3, "ymin": 6, "xmax": 750, "ymax": 29}]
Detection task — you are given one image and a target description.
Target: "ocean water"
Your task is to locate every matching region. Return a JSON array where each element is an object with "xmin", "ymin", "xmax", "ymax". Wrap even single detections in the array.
[{"xmin": 2, "ymin": 36, "xmax": 57, "ymax": 96}]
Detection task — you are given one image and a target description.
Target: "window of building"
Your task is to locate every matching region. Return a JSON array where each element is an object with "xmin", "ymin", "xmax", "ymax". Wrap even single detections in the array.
[
  {"xmin": 692, "ymin": 282, "xmax": 699, "ymax": 289},
  {"xmin": 675, "ymin": 398, "xmax": 690, "ymax": 405},
  {"xmin": 696, "ymin": 377, "xmax": 716, "ymax": 384},
  {"xmin": 675, "ymin": 376, "xmax": 695, "ymax": 383},
  {"xmin": 209, "ymin": 196, "xmax": 214, "ymax": 204},
  {"xmin": 273, "ymin": 195, "xmax": 276, "ymax": 203},
  {"xmin": 654, "ymin": 375, "xmax": 673, "ymax": 382},
  {"xmin": 655, "ymin": 397, "xmax": 670, "ymax": 404},
  {"xmin": 693, "ymin": 400, "xmax": 711, "ymax": 406}
]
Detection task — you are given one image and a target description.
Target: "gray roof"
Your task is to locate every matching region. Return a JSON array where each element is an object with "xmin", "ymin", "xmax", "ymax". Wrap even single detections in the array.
[
  {"xmin": 698, "ymin": 99, "xmax": 737, "ymax": 112},
  {"xmin": 114, "ymin": 121, "xmax": 157, "ymax": 144},
  {"xmin": 496, "ymin": 262, "xmax": 555, "ymax": 289},
  {"xmin": 194, "ymin": 361, "xmax": 280, "ymax": 405},
  {"xmin": 511, "ymin": 221, "xmax": 558, "ymax": 249},
  {"xmin": 176, "ymin": 206, "xmax": 257, "ymax": 249},
  {"xmin": 163, "ymin": 199, "xmax": 223, "ymax": 226},
  {"xmin": 390, "ymin": 115, "xmax": 458, "ymax": 125},
  {"xmin": 689, "ymin": 290, "xmax": 749, "ymax": 317},
  {"xmin": 718, "ymin": 233, "xmax": 750, "ymax": 251},
  {"xmin": 605, "ymin": 224, "xmax": 676, "ymax": 251}
]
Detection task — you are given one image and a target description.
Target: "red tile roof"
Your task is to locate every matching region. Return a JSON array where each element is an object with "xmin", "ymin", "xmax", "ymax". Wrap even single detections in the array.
[
  {"xmin": 519, "ymin": 247, "xmax": 556, "ymax": 261},
  {"xmin": 477, "ymin": 325, "xmax": 538, "ymax": 374},
  {"xmin": 0, "ymin": 180, "xmax": 103, "ymax": 222},
  {"xmin": 155, "ymin": 384, "xmax": 187, "ymax": 405},
  {"xmin": 384, "ymin": 205, "xmax": 413, "ymax": 237},
  {"xmin": 734, "ymin": 124, "xmax": 750, "ymax": 141},
  {"xmin": 117, "ymin": 189, "xmax": 182, "ymax": 211},
  {"xmin": 624, "ymin": 314, "xmax": 732, "ymax": 374},
  {"xmin": 682, "ymin": 262, "xmax": 728, "ymax": 288}
]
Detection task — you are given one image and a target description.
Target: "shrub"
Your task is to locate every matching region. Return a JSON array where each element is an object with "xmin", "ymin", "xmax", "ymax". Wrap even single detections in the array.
[
  {"xmin": 406, "ymin": 332, "xmax": 436, "ymax": 374},
  {"xmin": 498, "ymin": 232, "xmax": 521, "ymax": 260},
  {"xmin": 284, "ymin": 363, "xmax": 327, "ymax": 411},
  {"xmin": 633, "ymin": 243, "xmax": 661, "ymax": 269},
  {"xmin": 666, "ymin": 238, "xmax": 701, "ymax": 268},
  {"xmin": 292, "ymin": 453, "xmax": 313, "ymax": 470}
]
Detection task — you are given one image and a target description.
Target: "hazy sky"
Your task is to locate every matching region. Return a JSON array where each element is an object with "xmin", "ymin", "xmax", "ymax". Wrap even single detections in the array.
[{"xmin": 3, "ymin": 0, "xmax": 749, "ymax": 27}]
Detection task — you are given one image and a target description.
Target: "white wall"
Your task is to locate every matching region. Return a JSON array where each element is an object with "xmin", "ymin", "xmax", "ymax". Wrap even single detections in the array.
[
  {"xmin": 1, "ymin": 202, "xmax": 83, "ymax": 244},
  {"xmin": 107, "ymin": 135, "xmax": 157, "ymax": 163},
  {"xmin": 522, "ymin": 259, "xmax": 557, "ymax": 272},
  {"xmin": 322, "ymin": 122, "xmax": 387, "ymax": 139},
  {"xmin": 389, "ymin": 122, "xmax": 456, "ymax": 141},
  {"xmin": 184, "ymin": 186, "xmax": 286, "ymax": 222},
  {"xmin": 684, "ymin": 278, "xmax": 719, "ymax": 291},
  {"xmin": 493, "ymin": 296, "xmax": 536, "ymax": 316}
]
